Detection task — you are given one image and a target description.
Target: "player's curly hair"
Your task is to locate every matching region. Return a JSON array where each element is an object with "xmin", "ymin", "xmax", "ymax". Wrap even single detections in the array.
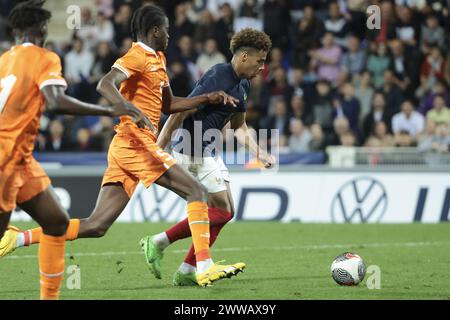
[
  {"xmin": 130, "ymin": 4, "xmax": 167, "ymax": 40},
  {"xmin": 8, "ymin": 0, "xmax": 51, "ymax": 32},
  {"xmin": 229, "ymin": 28, "xmax": 272, "ymax": 55}
]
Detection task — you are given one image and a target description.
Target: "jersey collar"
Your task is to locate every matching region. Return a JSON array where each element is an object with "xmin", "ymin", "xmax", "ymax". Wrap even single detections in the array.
[{"xmin": 136, "ymin": 41, "xmax": 157, "ymax": 56}]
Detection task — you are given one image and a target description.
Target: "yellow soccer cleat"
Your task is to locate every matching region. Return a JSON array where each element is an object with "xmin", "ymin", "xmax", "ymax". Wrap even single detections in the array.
[
  {"xmin": 196, "ymin": 262, "xmax": 246, "ymax": 287},
  {"xmin": 0, "ymin": 226, "xmax": 19, "ymax": 258}
]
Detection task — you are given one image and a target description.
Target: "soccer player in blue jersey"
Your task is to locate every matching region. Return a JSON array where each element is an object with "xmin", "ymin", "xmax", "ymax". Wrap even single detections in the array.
[{"xmin": 140, "ymin": 28, "xmax": 275, "ymax": 286}]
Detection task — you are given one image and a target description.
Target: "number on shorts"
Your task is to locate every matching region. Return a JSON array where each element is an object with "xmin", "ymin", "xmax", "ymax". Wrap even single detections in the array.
[{"xmin": 0, "ymin": 75, "xmax": 17, "ymax": 114}]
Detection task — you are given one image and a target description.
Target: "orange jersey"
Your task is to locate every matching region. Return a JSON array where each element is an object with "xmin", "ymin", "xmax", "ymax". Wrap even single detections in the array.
[
  {"xmin": 112, "ymin": 42, "xmax": 169, "ymax": 140},
  {"xmin": 0, "ymin": 43, "xmax": 67, "ymax": 166}
]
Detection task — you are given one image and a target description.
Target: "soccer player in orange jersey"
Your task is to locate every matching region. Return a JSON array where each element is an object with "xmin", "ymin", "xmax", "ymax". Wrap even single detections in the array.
[
  {"xmin": 2, "ymin": 4, "xmax": 245, "ymax": 287},
  {"xmin": 0, "ymin": 0, "xmax": 150, "ymax": 299}
]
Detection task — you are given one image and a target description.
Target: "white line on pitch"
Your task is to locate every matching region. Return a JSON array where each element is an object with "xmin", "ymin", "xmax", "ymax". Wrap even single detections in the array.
[{"xmin": 4, "ymin": 241, "xmax": 450, "ymax": 260}]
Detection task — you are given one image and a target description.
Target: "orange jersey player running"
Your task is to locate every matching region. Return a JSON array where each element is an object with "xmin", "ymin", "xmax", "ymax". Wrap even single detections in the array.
[
  {"xmin": 0, "ymin": 0, "xmax": 149, "ymax": 300},
  {"xmin": 2, "ymin": 4, "xmax": 245, "ymax": 287}
]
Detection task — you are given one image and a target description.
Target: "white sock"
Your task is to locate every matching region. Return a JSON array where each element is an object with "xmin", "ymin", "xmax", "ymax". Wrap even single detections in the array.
[
  {"xmin": 196, "ymin": 258, "xmax": 213, "ymax": 274},
  {"xmin": 179, "ymin": 262, "xmax": 196, "ymax": 275},
  {"xmin": 16, "ymin": 233, "xmax": 25, "ymax": 248},
  {"xmin": 152, "ymin": 232, "xmax": 170, "ymax": 250}
]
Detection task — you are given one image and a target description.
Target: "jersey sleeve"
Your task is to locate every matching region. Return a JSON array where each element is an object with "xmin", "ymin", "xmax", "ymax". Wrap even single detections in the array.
[
  {"xmin": 188, "ymin": 71, "xmax": 222, "ymax": 98},
  {"xmin": 36, "ymin": 51, "xmax": 67, "ymax": 90},
  {"xmin": 112, "ymin": 48, "xmax": 145, "ymax": 78}
]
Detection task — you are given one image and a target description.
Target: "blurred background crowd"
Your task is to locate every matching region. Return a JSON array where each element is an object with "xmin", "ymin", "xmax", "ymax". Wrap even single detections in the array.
[{"xmin": 0, "ymin": 0, "xmax": 449, "ymax": 155}]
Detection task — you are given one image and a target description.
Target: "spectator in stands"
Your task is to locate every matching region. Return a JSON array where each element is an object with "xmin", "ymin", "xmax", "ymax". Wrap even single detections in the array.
[
  {"xmin": 310, "ymin": 32, "xmax": 342, "ymax": 83},
  {"xmin": 362, "ymin": 92, "xmax": 393, "ymax": 142},
  {"xmin": 90, "ymin": 41, "xmax": 117, "ymax": 85},
  {"xmin": 365, "ymin": 121, "xmax": 395, "ymax": 148},
  {"xmin": 421, "ymin": 14, "xmax": 445, "ymax": 53},
  {"xmin": 291, "ymin": 5, "xmax": 324, "ymax": 69},
  {"xmin": 392, "ymin": 100, "xmax": 425, "ymax": 141},
  {"xmin": 418, "ymin": 80, "xmax": 450, "ymax": 115},
  {"xmin": 260, "ymin": 98, "xmax": 290, "ymax": 143},
  {"xmin": 388, "ymin": 39, "xmax": 419, "ymax": 96},
  {"xmin": 45, "ymin": 120, "xmax": 72, "ymax": 152},
  {"xmin": 290, "ymin": 94, "xmax": 310, "ymax": 124},
  {"xmin": 113, "ymin": 4, "xmax": 132, "ymax": 49},
  {"xmin": 420, "ymin": 46, "xmax": 447, "ymax": 90},
  {"xmin": 333, "ymin": 82, "xmax": 360, "ymax": 133},
  {"xmin": 328, "ymin": 113, "xmax": 352, "ymax": 146},
  {"xmin": 196, "ymin": 38, "xmax": 226, "ymax": 75},
  {"xmin": 168, "ymin": 2, "xmax": 195, "ymax": 55},
  {"xmin": 340, "ymin": 131, "xmax": 357, "ymax": 147},
  {"xmin": 193, "ymin": 10, "xmax": 215, "ymax": 51},
  {"xmin": 366, "ymin": 42, "xmax": 391, "ymax": 89},
  {"xmin": 354, "ymin": 71, "xmax": 375, "ymax": 129},
  {"xmin": 95, "ymin": 0, "xmax": 114, "ymax": 19},
  {"xmin": 74, "ymin": 7, "xmax": 96, "ymax": 50},
  {"xmin": 261, "ymin": 66, "xmax": 293, "ymax": 115},
  {"xmin": 73, "ymin": 128, "xmax": 101, "ymax": 152},
  {"xmin": 309, "ymin": 123, "xmax": 325, "ymax": 151},
  {"xmin": 64, "ymin": 38, "xmax": 94, "ymax": 101},
  {"xmin": 393, "ymin": 5, "xmax": 421, "ymax": 48},
  {"xmin": 418, "ymin": 123, "xmax": 450, "ymax": 153},
  {"xmin": 288, "ymin": 68, "xmax": 315, "ymax": 107},
  {"xmin": 91, "ymin": 116, "xmax": 116, "ymax": 152},
  {"xmin": 263, "ymin": 0, "xmax": 290, "ymax": 50},
  {"xmin": 323, "ymin": 1, "xmax": 350, "ymax": 47},
  {"xmin": 168, "ymin": 60, "xmax": 193, "ymax": 98},
  {"xmin": 288, "ymin": 118, "xmax": 312, "ymax": 152},
  {"xmin": 235, "ymin": 0, "xmax": 262, "ymax": 31},
  {"xmin": 341, "ymin": 35, "xmax": 366, "ymax": 77},
  {"xmin": 93, "ymin": 11, "xmax": 115, "ymax": 44},
  {"xmin": 310, "ymin": 80, "xmax": 335, "ymax": 137},
  {"xmin": 426, "ymin": 95, "xmax": 450, "ymax": 126},
  {"xmin": 381, "ymin": 69, "xmax": 404, "ymax": 114},
  {"xmin": 213, "ymin": 3, "xmax": 235, "ymax": 60},
  {"xmin": 118, "ymin": 37, "xmax": 133, "ymax": 57},
  {"xmin": 64, "ymin": 38, "xmax": 94, "ymax": 85}
]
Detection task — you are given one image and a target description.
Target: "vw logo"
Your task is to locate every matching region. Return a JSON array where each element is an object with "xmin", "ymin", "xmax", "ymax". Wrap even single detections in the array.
[{"xmin": 331, "ymin": 177, "xmax": 388, "ymax": 223}]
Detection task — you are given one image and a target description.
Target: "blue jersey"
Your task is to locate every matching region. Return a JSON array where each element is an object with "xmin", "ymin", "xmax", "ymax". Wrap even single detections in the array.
[{"xmin": 172, "ymin": 63, "xmax": 250, "ymax": 157}]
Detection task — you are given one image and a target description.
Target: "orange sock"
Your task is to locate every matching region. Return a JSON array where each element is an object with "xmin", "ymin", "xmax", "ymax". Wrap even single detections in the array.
[
  {"xmin": 23, "ymin": 219, "xmax": 80, "ymax": 246},
  {"xmin": 39, "ymin": 233, "xmax": 65, "ymax": 300},
  {"xmin": 187, "ymin": 201, "xmax": 210, "ymax": 262}
]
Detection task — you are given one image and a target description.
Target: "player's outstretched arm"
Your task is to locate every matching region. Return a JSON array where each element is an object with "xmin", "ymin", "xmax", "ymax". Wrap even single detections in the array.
[
  {"xmin": 157, "ymin": 111, "xmax": 194, "ymax": 150},
  {"xmin": 231, "ymin": 112, "xmax": 276, "ymax": 169},
  {"xmin": 162, "ymin": 86, "xmax": 239, "ymax": 114},
  {"xmin": 42, "ymin": 85, "xmax": 114, "ymax": 116},
  {"xmin": 96, "ymin": 69, "xmax": 154, "ymax": 131},
  {"xmin": 42, "ymin": 84, "xmax": 152, "ymax": 130}
]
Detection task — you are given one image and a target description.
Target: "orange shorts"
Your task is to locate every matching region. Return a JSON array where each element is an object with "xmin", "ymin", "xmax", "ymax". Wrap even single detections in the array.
[
  {"xmin": 0, "ymin": 157, "xmax": 51, "ymax": 213},
  {"xmin": 102, "ymin": 131, "xmax": 177, "ymax": 198}
]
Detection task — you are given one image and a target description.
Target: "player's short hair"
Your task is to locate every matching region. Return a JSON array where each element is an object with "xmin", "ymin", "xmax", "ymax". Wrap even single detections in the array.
[
  {"xmin": 229, "ymin": 28, "xmax": 272, "ymax": 55},
  {"xmin": 130, "ymin": 4, "xmax": 167, "ymax": 40},
  {"xmin": 8, "ymin": 0, "xmax": 51, "ymax": 32}
]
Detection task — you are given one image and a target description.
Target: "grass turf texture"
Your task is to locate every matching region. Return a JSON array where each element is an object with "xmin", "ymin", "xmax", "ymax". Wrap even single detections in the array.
[{"xmin": 1, "ymin": 222, "xmax": 450, "ymax": 300}]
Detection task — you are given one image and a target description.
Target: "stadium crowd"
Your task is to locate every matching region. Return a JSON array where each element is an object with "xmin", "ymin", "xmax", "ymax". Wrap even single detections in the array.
[{"xmin": 0, "ymin": 0, "xmax": 450, "ymax": 154}]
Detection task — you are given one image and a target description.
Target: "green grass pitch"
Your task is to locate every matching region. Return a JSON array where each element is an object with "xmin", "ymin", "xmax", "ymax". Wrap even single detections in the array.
[{"xmin": 1, "ymin": 222, "xmax": 450, "ymax": 300}]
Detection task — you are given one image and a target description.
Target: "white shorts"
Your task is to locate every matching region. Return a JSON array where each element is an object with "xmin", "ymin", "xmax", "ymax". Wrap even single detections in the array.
[{"xmin": 173, "ymin": 151, "xmax": 230, "ymax": 193}]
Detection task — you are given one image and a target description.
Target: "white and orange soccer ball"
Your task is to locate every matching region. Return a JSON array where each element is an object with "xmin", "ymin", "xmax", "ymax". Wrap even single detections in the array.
[{"xmin": 331, "ymin": 252, "xmax": 366, "ymax": 286}]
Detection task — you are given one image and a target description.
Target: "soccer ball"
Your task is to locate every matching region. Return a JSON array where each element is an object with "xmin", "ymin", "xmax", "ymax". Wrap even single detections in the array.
[{"xmin": 331, "ymin": 252, "xmax": 366, "ymax": 286}]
